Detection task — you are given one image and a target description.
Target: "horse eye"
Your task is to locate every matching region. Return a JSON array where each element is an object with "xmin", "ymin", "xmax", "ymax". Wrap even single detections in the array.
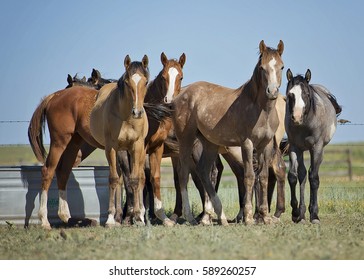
[{"xmin": 281, "ymin": 66, "xmax": 284, "ymax": 70}]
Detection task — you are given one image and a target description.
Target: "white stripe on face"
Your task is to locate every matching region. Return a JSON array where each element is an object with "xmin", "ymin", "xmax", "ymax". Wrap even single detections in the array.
[
  {"xmin": 131, "ymin": 73, "xmax": 142, "ymax": 105},
  {"xmin": 165, "ymin": 67, "xmax": 179, "ymax": 103},
  {"xmin": 289, "ymin": 84, "xmax": 305, "ymax": 121},
  {"xmin": 268, "ymin": 57, "xmax": 277, "ymax": 85}
]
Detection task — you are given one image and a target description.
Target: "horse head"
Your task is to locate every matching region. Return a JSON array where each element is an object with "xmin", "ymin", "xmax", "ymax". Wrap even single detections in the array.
[
  {"xmin": 286, "ymin": 68, "xmax": 312, "ymax": 125},
  {"xmin": 258, "ymin": 40, "xmax": 284, "ymax": 100},
  {"xmin": 65, "ymin": 74, "xmax": 87, "ymax": 88},
  {"xmin": 160, "ymin": 52, "xmax": 186, "ymax": 103},
  {"xmin": 122, "ymin": 54, "xmax": 150, "ymax": 119}
]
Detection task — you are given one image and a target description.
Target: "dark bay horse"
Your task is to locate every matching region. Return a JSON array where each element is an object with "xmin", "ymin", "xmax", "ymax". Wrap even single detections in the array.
[
  {"xmin": 172, "ymin": 40, "xmax": 285, "ymax": 225},
  {"xmin": 90, "ymin": 55, "xmax": 150, "ymax": 226},
  {"xmin": 285, "ymin": 69, "xmax": 341, "ymax": 224}
]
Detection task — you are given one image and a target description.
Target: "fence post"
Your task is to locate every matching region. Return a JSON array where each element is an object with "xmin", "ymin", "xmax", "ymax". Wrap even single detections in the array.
[{"xmin": 346, "ymin": 149, "xmax": 353, "ymax": 181}]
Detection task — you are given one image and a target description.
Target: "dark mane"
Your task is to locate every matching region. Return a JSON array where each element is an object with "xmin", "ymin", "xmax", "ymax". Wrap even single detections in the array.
[{"xmin": 117, "ymin": 61, "xmax": 150, "ymax": 91}]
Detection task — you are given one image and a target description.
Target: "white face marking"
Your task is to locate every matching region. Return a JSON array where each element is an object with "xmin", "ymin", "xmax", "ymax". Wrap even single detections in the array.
[
  {"xmin": 131, "ymin": 73, "xmax": 142, "ymax": 105},
  {"xmin": 165, "ymin": 67, "xmax": 179, "ymax": 103},
  {"xmin": 268, "ymin": 57, "xmax": 277, "ymax": 85},
  {"xmin": 289, "ymin": 84, "xmax": 305, "ymax": 120}
]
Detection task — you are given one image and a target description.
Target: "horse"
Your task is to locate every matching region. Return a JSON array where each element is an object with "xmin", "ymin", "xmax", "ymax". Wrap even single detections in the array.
[
  {"xmin": 172, "ymin": 40, "xmax": 285, "ymax": 226},
  {"xmin": 90, "ymin": 55, "xmax": 150, "ymax": 226},
  {"xmin": 87, "ymin": 68, "xmax": 118, "ymax": 89},
  {"xmin": 28, "ymin": 60, "xmax": 170, "ymax": 229},
  {"xmin": 285, "ymin": 68, "xmax": 341, "ymax": 224}
]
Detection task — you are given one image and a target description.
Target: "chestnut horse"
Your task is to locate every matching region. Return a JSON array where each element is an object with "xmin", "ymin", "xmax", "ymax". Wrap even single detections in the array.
[
  {"xmin": 172, "ymin": 40, "xmax": 284, "ymax": 225},
  {"xmin": 143, "ymin": 52, "xmax": 185, "ymax": 225},
  {"xmin": 90, "ymin": 55, "xmax": 150, "ymax": 226}
]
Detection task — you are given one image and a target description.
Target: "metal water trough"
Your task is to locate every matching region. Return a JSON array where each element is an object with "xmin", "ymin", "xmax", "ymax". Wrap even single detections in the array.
[{"xmin": 0, "ymin": 166, "xmax": 110, "ymax": 226}]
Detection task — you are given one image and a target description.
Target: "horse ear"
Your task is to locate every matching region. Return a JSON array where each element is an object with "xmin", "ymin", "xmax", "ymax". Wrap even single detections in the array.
[
  {"xmin": 81, "ymin": 76, "xmax": 86, "ymax": 82},
  {"xmin": 305, "ymin": 69, "xmax": 311, "ymax": 83},
  {"xmin": 259, "ymin": 40, "xmax": 267, "ymax": 54},
  {"xmin": 277, "ymin": 40, "xmax": 284, "ymax": 55},
  {"xmin": 124, "ymin": 55, "xmax": 131, "ymax": 69},
  {"xmin": 67, "ymin": 74, "xmax": 73, "ymax": 85},
  {"xmin": 286, "ymin": 68, "xmax": 293, "ymax": 82},
  {"xmin": 179, "ymin": 53, "xmax": 186, "ymax": 68},
  {"xmin": 161, "ymin": 52, "xmax": 168, "ymax": 66},
  {"xmin": 142, "ymin": 55, "xmax": 149, "ymax": 69}
]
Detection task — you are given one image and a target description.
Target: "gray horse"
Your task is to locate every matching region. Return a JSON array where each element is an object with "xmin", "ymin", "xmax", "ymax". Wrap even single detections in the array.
[{"xmin": 285, "ymin": 68, "xmax": 342, "ymax": 224}]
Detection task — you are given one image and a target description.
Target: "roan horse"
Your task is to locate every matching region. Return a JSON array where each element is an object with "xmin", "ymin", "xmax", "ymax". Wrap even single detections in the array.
[
  {"xmin": 285, "ymin": 69, "xmax": 341, "ymax": 224},
  {"xmin": 90, "ymin": 55, "xmax": 150, "ymax": 226},
  {"xmin": 172, "ymin": 40, "xmax": 284, "ymax": 225}
]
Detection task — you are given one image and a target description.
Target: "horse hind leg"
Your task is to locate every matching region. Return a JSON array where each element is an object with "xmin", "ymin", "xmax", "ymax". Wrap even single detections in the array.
[
  {"xmin": 38, "ymin": 142, "xmax": 69, "ymax": 229},
  {"xmin": 271, "ymin": 149, "xmax": 286, "ymax": 220},
  {"xmin": 196, "ymin": 141, "xmax": 228, "ymax": 226},
  {"xmin": 149, "ymin": 146, "xmax": 174, "ymax": 227}
]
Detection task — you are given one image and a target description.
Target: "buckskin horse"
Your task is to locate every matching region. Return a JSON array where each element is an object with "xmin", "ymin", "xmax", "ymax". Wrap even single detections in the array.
[
  {"xmin": 28, "ymin": 57, "xmax": 170, "ymax": 229},
  {"xmin": 172, "ymin": 40, "xmax": 285, "ymax": 225},
  {"xmin": 90, "ymin": 55, "xmax": 150, "ymax": 226},
  {"xmin": 285, "ymin": 68, "xmax": 341, "ymax": 224}
]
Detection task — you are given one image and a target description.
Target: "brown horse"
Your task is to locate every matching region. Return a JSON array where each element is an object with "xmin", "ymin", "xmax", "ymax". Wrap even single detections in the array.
[
  {"xmin": 90, "ymin": 55, "xmax": 150, "ymax": 226},
  {"xmin": 172, "ymin": 40, "xmax": 284, "ymax": 225},
  {"xmin": 28, "ymin": 86, "xmax": 103, "ymax": 229},
  {"xmin": 143, "ymin": 52, "xmax": 185, "ymax": 225}
]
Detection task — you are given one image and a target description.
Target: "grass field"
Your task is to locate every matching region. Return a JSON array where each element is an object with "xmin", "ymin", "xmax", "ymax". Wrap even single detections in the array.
[{"xmin": 0, "ymin": 144, "xmax": 363, "ymax": 260}]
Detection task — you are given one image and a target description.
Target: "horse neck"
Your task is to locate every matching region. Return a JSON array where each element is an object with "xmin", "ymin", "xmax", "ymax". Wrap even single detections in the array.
[
  {"xmin": 116, "ymin": 81, "xmax": 134, "ymax": 113},
  {"xmin": 145, "ymin": 73, "xmax": 166, "ymax": 104},
  {"xmin": 242, "ymin": 67, "xmax": 277, "ymax": 113}
]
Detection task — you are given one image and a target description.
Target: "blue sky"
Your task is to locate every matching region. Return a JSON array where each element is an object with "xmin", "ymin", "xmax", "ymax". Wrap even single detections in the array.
[{"xmin": 0, "ymin": 0, "xmax": 363, "ymax": 144}]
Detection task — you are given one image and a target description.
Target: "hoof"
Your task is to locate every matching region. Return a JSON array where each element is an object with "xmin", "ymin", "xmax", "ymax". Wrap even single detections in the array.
[
  {"xmin": 188, "ymin": 219, "xmax": 199, "ymax": 226},
  {"xmin": 298, "ymin": 219, "xmax": 306, "ymax": 224},
  {"xmin": 263, "ymin": 216, "xmax": 273, "ymax": 225},
  {"xmin": 133, "ymin": 218, "xmax": 145, "ymax": 227},
  {"xmin": 163, "ymin": 218, "xmax": 175, "ymax": 227},
  {"xmin": 311, "ymin": 219, "xmax": 320, "ymax": 224},
  {"xmin": 201, "ymin": 214, "xmax": 212, "ymax": 226},
  {"xmin": 245, "ymin": 218, "xmax": 255, "ymax": 226},
  {"xmin": 169, "ymin": 213, "xmax": 179, "ymax": 223},
  {"xmin": 105, "ymin": 222, "xmax": 121, "ymax": 228},
  {"xmin": 41, "ymin": 224, "xmax": 52, "ymax": 230},
  {"xmin": 220, "ymin": 219, "xmax": 229, "ymax": 226},
  {"xmin": 272, "ymin": 216, "xmax": 281, "ymax": 224}
]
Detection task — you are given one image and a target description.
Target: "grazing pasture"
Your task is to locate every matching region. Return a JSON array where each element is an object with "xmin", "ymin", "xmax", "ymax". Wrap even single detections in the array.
[{"xmin": 0, "ymin": 171, "xmax": 363, "ymax": 260}]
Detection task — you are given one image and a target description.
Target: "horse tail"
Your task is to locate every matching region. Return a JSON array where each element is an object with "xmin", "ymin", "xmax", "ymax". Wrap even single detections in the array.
[
  {"xmin": 326, "ymin": 93, "xmax": 342, "ymax": 116},
  {"xmin": 28, "ymin": 94, "xmax": 55, "ymax": 163},
  {"xmin": 279, "ymin": 137, "xmax": 290, "ymax": 157},
  {"xmin": 144, "ymin": 103, "xmax": 173, "ymax": 123}
]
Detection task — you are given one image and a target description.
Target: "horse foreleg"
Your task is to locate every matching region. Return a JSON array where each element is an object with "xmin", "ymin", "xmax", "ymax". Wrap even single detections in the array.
[
  {"xmin": 288, "ymin": 147, "xmax": 306, "ymax": 223},
  {"xmin": 130, "ymin": 141, "xmax": 147, "ymax": 226},
  {"xmin": 271, "ymin": 149, "xmax": 286, "ymax": 219},
  {"xmin": 105, "ymin": 146, "xmax": 120, "ymax": 227},
  {"xmin": 257, "ymin": 152, "xmax": 271, "ymax": 225},
  {"xmin": 241, "ymin": 140, "xmax": 255, "ymax": 225},
  {"xmin": 308, "ymin": 146, "xmax": 324, "ymax": 224},
  {"xmin": 170, "ymin": 156, "xmax": 181, "ymax": 223}
]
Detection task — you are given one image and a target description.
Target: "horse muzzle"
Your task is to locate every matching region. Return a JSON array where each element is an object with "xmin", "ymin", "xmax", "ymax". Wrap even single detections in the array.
[
  {"xmin": 266, "ymin": 85, "xmax": 279, "ymax": 100},
  {"xmin": 132, "ymin": 107, "xmax": 145, "ymax": 119}
]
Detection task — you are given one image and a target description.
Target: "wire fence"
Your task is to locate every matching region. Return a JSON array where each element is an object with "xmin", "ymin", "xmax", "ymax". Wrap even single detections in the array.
[{"xmin": 1, "ymin": 120, "xmax": 364, "ymax": 180}]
